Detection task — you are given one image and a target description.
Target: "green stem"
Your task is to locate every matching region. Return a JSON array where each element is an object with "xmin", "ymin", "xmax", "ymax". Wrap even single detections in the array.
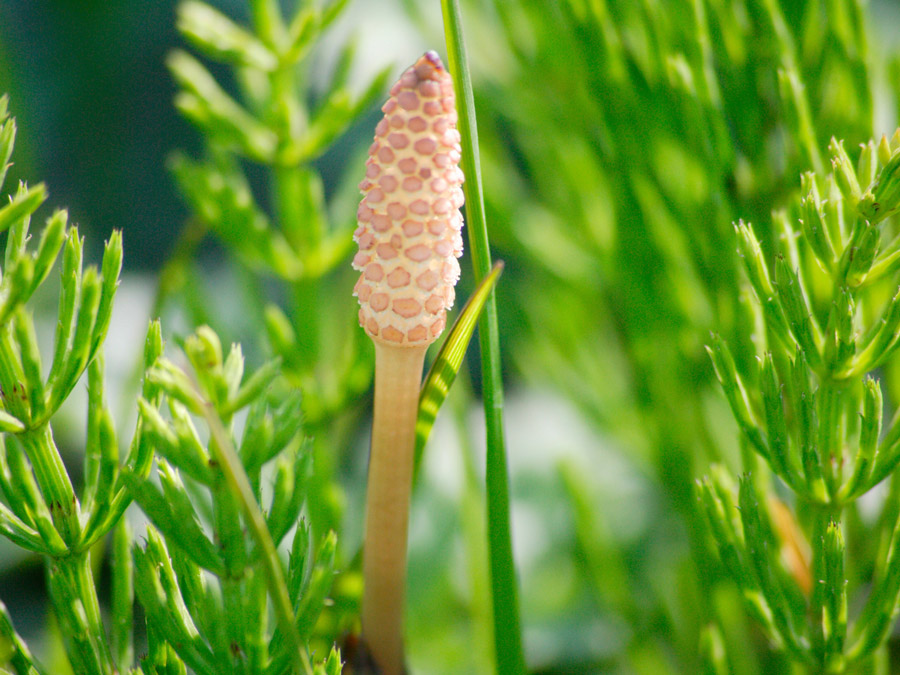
[
  {"xmin": 20, "ymin": 424, "xmax": 79, "ymax": 546},
  {"xmin": 48, "ymin": 553, "xmax": 115, "ymax": 675},
  {"xmin": 441, "ymin": 2, "xmax": 526, "ymax": 673}
]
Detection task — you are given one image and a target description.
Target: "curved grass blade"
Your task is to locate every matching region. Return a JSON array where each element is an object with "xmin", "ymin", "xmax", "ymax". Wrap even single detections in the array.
[
  {"xmin": 414, "ymin": 261, "xmax": 504, "ymax": 476},
  {"xmin": 441, "ymin": 1, "xmax": 527, "ymax": 672}
]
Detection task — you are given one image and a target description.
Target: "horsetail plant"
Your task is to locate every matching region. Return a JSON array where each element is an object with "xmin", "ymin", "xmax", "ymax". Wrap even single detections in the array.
[
  {"xmin": 128, "ymin": 325, "xmax": 340, "ymax": 675},
  {"xmin": 170, "ymin": 0, "xmax": 526, "ymax": 670},
  {"xmin": 0, "ymin": 95, "xmax": 140, "ymax": 675},
  {"xmin": 351, "ymin": 51, "xmax": 464, "ymax": 675},
  {"xmin": 0, "ymin": 95, "xmax": 344, "ymax": 675},
  {"xmin": 702, "ymin": 131, "xmax": 900, "ymax": 671}
]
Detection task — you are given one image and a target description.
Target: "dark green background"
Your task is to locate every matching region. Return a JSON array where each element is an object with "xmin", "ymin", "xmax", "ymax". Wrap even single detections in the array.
[{"xmin": 0, "ymin": 0, "xmax": 193, "ymax": 269}]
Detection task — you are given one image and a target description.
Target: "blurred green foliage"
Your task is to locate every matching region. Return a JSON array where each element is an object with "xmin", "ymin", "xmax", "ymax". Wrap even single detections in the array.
[{"xmin": 459, "ymin": 0, "xmax": 900, "ymax": 672}]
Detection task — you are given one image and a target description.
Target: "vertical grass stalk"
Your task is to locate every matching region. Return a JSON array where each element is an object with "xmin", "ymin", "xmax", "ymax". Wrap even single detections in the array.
[{"xmin": 440, "ymin": 1, "xmax": 527, "ymax": 673}]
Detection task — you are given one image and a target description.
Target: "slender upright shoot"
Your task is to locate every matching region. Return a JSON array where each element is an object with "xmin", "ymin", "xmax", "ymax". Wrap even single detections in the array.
[
  {"xmin": 441, "ymin": 1, "xmax": 527, "ymax": 671},
  {"xmin": 352, "ymin": 52, "xmax": 465, "ymax": 675}
]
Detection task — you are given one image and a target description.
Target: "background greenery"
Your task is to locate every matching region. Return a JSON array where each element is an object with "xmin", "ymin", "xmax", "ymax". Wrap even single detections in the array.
[{"xmin": 3, "ymin": 0, "xmax": 900, "ymax": 673}]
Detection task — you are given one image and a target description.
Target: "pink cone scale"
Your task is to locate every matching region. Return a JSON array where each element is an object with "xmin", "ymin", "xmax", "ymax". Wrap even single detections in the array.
[{"xmin": 353, "ymin": 50, "xmax": 464, "ymax": 347}]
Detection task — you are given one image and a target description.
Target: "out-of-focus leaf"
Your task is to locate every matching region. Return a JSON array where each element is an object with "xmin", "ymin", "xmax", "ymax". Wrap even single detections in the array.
[
  {"xmin": 169, "ymin": 153, "xmax": 303, "ymax": 279},
  {"xmin": 168, "ymin": 50, "xmax": 278, "ymax": 162},
  {"xmin": 178, "ymin": 1, "xmax": 278, "ymax": 71}
]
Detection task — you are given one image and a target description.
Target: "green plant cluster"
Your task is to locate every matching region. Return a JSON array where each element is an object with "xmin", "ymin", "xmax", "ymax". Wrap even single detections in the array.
[
  {"xmin": 128, "ymin": 325, "xmax": 339, "ymax": 675},
  {"xmin": 168, "ymin": 0, "xmax": 387, "ymax": 282},
  {"xmin": 0, "ymin": 0, "xmax": 496, "ymax": 673},
  {"xmin": 0, "ymin": 76, "xmax": 341, "ymax": 675},
  {"xmin": 445, "ymin": 0, "xmax": 900, "ymax": 672},
  {"xmin": 156, "ymin": 0, "xmax": 900, "ymax": 671},
  {"xmin": 703, "ymin": 130, "xmax": 900, "ymax": 672},
  {"xmin": 0, "ymin": 92, "xmax": 130, "ymax": 675}
]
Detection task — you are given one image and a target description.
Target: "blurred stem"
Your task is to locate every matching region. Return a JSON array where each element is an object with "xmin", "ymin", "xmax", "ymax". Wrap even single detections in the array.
[
  {"xmin": 291, "ymin": 279, "xmax": 320, "ymax": 369},
  {"xmin": 151, "ymin": 216, "xmax": 207, "ymax": 320},
  {"xmin": 441, "ymin": 2, "xmax": 526, "ymax": 673},
  {"xmin": 270, "ymin": 50, "xmax": 320, "ymax": 376},
  {"xmin": 111, "ymin": 518, "xmax": 134, "ymax": 671}
]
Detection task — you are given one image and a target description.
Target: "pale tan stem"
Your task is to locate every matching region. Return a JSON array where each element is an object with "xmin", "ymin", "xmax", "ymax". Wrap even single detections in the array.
[{"xmin": 362, "ymin": 341, "xmax": 428, "ymax": 675}]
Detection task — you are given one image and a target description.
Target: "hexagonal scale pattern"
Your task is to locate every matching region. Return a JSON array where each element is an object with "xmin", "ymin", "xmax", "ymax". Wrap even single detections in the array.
[{"xmin": 352, "ymin": 51, "xmax": 465, "ymax": 347}]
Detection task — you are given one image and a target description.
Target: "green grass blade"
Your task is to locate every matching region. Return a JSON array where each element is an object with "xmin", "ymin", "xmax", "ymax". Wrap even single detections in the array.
[
  {"xmin": 414, "ymin": 261, "xmax": 504, "ymax": 476},
  {"xmin": 440, "ymin": 2, "xmax": 527, "ymax": 673}
]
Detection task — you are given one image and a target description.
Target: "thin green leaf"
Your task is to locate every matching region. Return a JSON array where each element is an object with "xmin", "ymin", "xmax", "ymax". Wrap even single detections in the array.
[
  {"xmin": 3, "ymin": 435, "xmax": 68, "ymax": 555},
  {"xmin": 0, "ymin": 500, "xmax": 46, "ymax": 553},
  {"xmin": 293, "ymin": 531, "xmax": 336, "ymax": 640},
  {"xmin": 177, "ymin": 0, "xmax": 278, "ymax": 71},
  {"xmin": 0, "ymin": 100, "xmax": 15, "ymax": 194},
  {"xmin": 441, "ymin": 2, "xmax": 526, "ymax": 673},
  {"xmin": 0, "ymin": 410, "xmax": 24, "ymax": 433},
  {"xmin": 223, "ymin": 357, "xmax": 280, "ymax": 417},
  {"xmin": 29, "ymin": 209, "xmax": 67, "ymax": 295},
  {"xmin": 132, "ymin": 531, "xmax": 216, "ymax": 675},
  {"xmin": 46, "ymin": 228, "xmax": 83, "ymax": 394},
  {"xmin": 168, "ymin": 50, "xmax": 278, "ymax": 162},
  {"xmin": 12, "ymin": 309, "xmax": 43, "ymax": 423},
  {"xmin": 414, "ymin": 261, "xmax": 503, "ymax": 475},
  {"xmin": 90, "ymin": 230, "xmax": 123, "ymax": 359},
  {"xmin": 46, "ymin": 266, "xmax": 101, "ymax": 415},
  {"xmin": 266, "ymin": 445, "xmax": 311, "ymax": 546},
  {"xmin": 285, "ymin": 8, "xmax": 317, "ymax": 63}
]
